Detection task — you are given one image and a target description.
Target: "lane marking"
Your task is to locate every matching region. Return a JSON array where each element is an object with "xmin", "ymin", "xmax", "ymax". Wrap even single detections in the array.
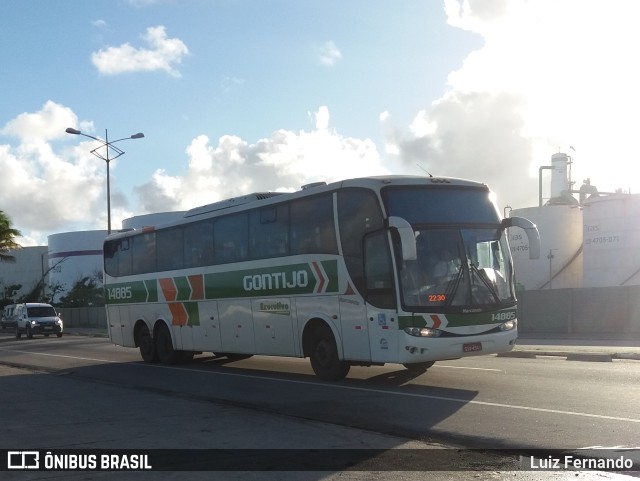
[
  {"xmin": 1, "ymin": 347, "xmax": 638, "ymax": 424},
  {"xmin": 435, "ymin": 365, "xmax": 501, "ymax": 372},
  {"xmin": 0, "ymin": 348, "xmax": 121, "ymax": 364}
]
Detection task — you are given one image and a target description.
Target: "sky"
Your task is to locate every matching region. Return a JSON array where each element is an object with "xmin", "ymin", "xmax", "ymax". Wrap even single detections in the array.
[{"xmin": 1, "ymin": 0, "xmax": 639, "ymax": 246}]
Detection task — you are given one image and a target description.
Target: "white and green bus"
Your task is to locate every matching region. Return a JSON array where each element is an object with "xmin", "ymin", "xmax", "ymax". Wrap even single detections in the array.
[{"xmin": 103, "ymin": 175, "xmax": 539, "ymax": 381}]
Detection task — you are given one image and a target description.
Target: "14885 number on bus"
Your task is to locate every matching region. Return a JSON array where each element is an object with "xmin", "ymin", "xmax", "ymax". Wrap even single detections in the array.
[{"xmin": 107, "ymin": 286, "xmax": 132, "ymax": 300}]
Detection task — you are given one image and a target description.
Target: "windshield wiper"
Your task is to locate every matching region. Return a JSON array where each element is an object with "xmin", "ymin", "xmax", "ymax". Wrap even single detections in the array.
[
  {"xmin": 443, "ymin": 267, "xmax": 464, "ymax": 307},
  {"xmin": 468, "ymin": 261, "xmax": 500, "ymax": 304}
]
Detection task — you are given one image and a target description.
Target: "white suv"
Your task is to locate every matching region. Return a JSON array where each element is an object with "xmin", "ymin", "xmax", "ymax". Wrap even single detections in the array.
[{"xmin": 15, "ymin": 303, "xmax": 63, "ymax": 339}]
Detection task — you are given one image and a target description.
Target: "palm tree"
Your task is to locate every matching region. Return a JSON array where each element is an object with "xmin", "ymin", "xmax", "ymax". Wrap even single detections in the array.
[{"xmin": 0, "ymin": 210, "xmax": 21, "ymax": 263}]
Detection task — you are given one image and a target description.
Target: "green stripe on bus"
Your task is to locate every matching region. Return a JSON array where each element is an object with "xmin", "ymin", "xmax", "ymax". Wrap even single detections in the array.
[
  {"xmin": 184, "ymin": 302, "xmax": 200, "ymax": 326},
  {"xmin": 144, "ymin": 279, "xmax": 158, "ymax": 302},
  {"xmin": 175, "ymin": 276, "xmax": 191, "ymax": 301}
]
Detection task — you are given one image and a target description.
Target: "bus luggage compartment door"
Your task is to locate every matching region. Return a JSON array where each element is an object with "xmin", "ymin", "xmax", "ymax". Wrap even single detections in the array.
[
  {"xmin": 251, "ymin": 298, "xmax": 295, "ymax": 356},
  {"xmin": 218, "ymin": 299, "xmax": 256, "ymax": 354}
]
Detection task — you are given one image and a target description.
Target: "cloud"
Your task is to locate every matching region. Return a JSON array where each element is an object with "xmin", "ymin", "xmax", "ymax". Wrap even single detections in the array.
[
  {"xmin": 383, "ymin": 0, "xmax": 640, "ymax": 208},
  {"xmin": 391, "ymin": 91, "xmax": 535, "ymax": 206},
  {"xmin": 1, "ymin": 101, "xmax": 78, "ymax": 142},
  {"xmin": 0, "ymin": 102, "xmax": 113, "ymax": 244},
  {"xmin": 134, "ymin": 106, "xmax": 388, "ymax": 212},
  {"xmin": 317, "ymin": 41, "xmax": 342, "ymax": 67},
  {"xmin": 1, "ymin": 103, "xmax": 387, "ymax": 245},
  {"xmin": 91, "ymin": 19, "xmax": 107, "ymax": 29},
  {"xmin": 91, "ymin": 25, "xmax": 189, "ymax": 77}
]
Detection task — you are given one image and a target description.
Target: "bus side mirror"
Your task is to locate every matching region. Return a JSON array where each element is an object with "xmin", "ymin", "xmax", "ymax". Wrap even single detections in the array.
[
  {"xmin": 387, "ymin": 216, "xmax": 417, "ymax": 261},
  {"xmin": 502, "ymin": 216, "xmax": 541, "ymax": 260}
]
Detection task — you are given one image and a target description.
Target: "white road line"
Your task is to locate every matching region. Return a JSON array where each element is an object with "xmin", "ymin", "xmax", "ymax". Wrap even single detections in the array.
[
  {"xmin": 1, "ymin": 348, "xmax": 638, "ymax": 424},
  {"xmin": 434, "ymin": 364, "xmax": 501, "ymax": 372},
  {"xmin": 0, "ymin": 348, "xmax": 120, "ymax": 364}
]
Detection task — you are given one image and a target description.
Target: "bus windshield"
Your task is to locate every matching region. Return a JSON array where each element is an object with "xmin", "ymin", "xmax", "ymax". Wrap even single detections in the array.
[
  {"xmin": 382, "ymin": 185, "xmax": 513, "ymax": 310},
  {"xmin": 398, "ymin": 228, "xmax": 514, "ymax": 309}
]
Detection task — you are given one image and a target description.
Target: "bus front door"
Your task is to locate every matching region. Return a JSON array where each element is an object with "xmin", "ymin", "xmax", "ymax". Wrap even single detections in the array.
[{"xmin": 363, "ymin": 231, "xmax": 399, "ymax": 363}]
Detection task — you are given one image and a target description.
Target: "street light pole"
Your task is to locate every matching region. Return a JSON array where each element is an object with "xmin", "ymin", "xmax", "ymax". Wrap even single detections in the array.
[{"xmin": 65, "ymin": 127, "xmax": 144, "ymax": 234}]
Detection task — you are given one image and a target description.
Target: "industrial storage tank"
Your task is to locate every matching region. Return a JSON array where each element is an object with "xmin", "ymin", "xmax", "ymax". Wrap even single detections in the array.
[
  {"xmin": 509, "ymin": 204, "xmax": 583, "ymax": 290},
  {"xmin": 582, "ymin": 194, "xmax": 640, "ymax": 287},
  {"xmin": 47, "ymin": 230, "xmax": 109, "ymax": 302}
]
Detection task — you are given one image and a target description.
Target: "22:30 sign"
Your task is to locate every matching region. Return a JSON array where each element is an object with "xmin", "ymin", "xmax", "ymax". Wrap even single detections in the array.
[{"xmin": 427, "ymin": 294, "xmax": 446, "ymax": 302}]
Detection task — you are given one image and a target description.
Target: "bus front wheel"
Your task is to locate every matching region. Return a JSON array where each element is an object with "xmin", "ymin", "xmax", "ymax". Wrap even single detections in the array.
[{"xmin": 309, "ymin": 325, "xmax": 350, "ymax": 381}]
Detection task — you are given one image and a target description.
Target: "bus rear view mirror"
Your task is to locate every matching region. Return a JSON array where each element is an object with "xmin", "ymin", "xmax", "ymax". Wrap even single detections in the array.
[
  {"xmin": 502, "ymin": 216, "xmax": 540, "ymax": 260},
  {"xmin": 388, "ymin": 216, "xmax": 417, "ymax": 261}
]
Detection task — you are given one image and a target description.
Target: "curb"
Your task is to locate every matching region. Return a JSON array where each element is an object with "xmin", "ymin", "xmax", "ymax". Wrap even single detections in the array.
[{"xmin": 498, "ymin": 350, "xmax": 640, "ymax": 362}]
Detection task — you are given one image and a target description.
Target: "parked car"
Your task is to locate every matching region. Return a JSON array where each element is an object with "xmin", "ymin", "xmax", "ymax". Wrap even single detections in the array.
[
  {"xmin": 15, "ymin": 303, "xmax": 63, "ymax": 339},
  {"xmin": 1, "ymin": 304, "xmax": 17, "ymax": 329}
]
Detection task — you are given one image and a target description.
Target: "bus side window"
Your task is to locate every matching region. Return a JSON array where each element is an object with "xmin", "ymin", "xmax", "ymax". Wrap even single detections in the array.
[
  {"xmin": 337, "ymin": 189, "xmax": 384, "ymax": 295},
  {"xmin": 118, "ymin": 239, "xmax": 132, "ymax": 277},
  {"xmin": 184, "ymin": 220, "xmax": 214, "ymax": 267},
  {"xmin": 132, "ymin": 232, "xmax": 156, "ymax": 274},
  {"xmin": 249, "ymin": 205, "xmax": 289, "ymax": 259},
  {"xmin": 363, "ymin": 231, "xmax": 396, "ymax": 309},
  {"xmin": 157, "ymin": 227, "xmax": 184, "ymax": 272},
  {"xmin": 104, "ymin": 240, "xmax": 119, "ymax": 277},
  {"xmin": 290, "ymin": 194, "xmax": 338, "ymax": 255},
  {"xmin": 214, "ymin": 213, "xmax": 248, "ymax": 264}
]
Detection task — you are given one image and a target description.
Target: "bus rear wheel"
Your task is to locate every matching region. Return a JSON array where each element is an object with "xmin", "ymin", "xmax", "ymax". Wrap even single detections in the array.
[
  {"xmin": 155, "ymin": 323, "xmax": 179, "ymax": 365},
  {"xmin": 138, "ymin": 323, "xmax": 158, "ymax": 363},
  {"xmin": 309, "ymin": 325, "xmax": 350, "ymax": 381}
]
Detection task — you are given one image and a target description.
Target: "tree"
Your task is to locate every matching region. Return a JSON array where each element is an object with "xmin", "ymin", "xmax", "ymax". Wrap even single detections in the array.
[
  {"xmin": 57, "ymin": 272, "xmax": 104, "ymax": 307},
  {"xmin": 0, "ymin": 210, "xmax": 21, "ymax": 263}
]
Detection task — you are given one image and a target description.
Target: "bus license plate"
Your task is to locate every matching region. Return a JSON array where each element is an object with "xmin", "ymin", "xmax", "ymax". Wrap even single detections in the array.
[{"xmin": 463, "ymin": 342, "xmax": 482, "ymax": 353}]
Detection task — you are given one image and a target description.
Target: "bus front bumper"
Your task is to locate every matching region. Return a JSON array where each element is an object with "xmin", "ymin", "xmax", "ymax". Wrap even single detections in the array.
[{"xmin": 399, "ymin": 328, "xmax": 518, "ymax": 364}]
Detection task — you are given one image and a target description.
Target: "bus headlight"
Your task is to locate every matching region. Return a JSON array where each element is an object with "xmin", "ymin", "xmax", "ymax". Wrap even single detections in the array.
[
  {"xmin": 500, "ymin": 319, "xmax": 517, "ymax": 331},
  {"xmin": 404, "ymin": 327, "xmax": 442, "ymax": 338}
]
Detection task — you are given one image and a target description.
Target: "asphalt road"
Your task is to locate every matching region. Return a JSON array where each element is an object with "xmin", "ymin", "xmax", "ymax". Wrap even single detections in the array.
[{"xmin": 0, "ymin": 332, "xmax": 638, "ymax": 480}]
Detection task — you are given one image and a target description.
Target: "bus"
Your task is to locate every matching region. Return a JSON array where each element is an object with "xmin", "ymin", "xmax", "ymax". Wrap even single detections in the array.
[{"xmin": 103, "ymin": 175, "xmax": 539, "ymax": 381}]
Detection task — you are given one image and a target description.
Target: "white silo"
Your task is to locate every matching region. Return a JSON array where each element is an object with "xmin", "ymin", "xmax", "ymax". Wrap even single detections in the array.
[
  {"xmin": 509, "ymin": 204, "xmax": 583, "ymax": 290},
  {"xmin": 582, "ymin": 194, "xmax": 640, "ymax": 287},
  {"xmin": 47, "ymin": 230, "xmax": 108, "ymax": 302}
]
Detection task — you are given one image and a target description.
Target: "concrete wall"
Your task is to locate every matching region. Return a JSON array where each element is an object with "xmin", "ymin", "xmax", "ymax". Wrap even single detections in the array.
[
  {"xmin": 58, "ymin": 306, "xmax": 107, "ymax": 329},
  {"xmin": 517, "ymin": 285, "xmax": 640, "ymax": 336}
]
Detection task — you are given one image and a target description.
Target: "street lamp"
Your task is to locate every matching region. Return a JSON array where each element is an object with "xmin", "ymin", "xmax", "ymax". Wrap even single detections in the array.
[{"xmin": 65, "ymin": 127, "xmax": 144, "ymax": 234}]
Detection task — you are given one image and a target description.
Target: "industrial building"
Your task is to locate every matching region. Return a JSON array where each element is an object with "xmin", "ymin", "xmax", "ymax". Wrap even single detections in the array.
[{"xmin": 509, "ymin": 152, "xmax": 640, "ymax": 290}]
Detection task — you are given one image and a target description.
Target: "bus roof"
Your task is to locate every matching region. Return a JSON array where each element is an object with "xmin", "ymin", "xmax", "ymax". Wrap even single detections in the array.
[{"xmin": 106, "ymin": 175, "xmax": 489, "ymax": 239}]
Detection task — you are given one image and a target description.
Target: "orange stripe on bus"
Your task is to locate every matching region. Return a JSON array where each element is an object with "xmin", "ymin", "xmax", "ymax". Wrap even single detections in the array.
[
  {"xmin": 159, "ymin": 278, "xmax": 177, "ymax": 302},
  {"xmin": 188, "ymin": 274, "xmax": 204, "ymax": 300},
  {"xmin": 168, "ymin": 302, "xmax": 188, "ymax": 326}
]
